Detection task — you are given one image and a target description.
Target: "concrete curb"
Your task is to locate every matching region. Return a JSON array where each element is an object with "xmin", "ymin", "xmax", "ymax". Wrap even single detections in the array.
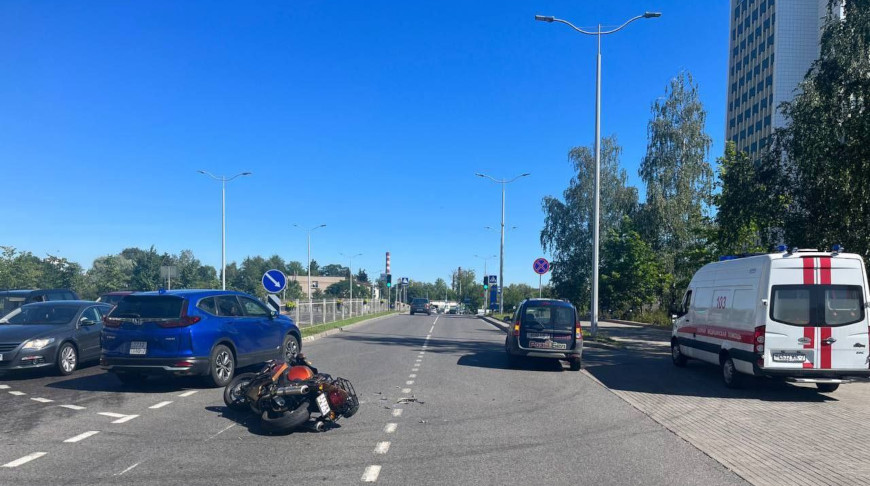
[
  {"xmin": 477, "ymin": 315, "xmax": 619, "ymax": 350},
  {"xmin": 301, "ymin": 312, "xmax": 401, "ymax": 344},
  {"xmin": 602, "ymin": 318, "xmax": 672, "ymax": 333}
]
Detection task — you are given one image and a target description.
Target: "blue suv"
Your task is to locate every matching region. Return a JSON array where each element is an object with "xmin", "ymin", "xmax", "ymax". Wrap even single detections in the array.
[{"xmin": 100, "ymin": 290, "xmax": 301, "ymax": 387}]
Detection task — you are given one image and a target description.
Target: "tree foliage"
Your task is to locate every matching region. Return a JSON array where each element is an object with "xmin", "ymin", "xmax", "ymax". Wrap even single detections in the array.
[{"xmin": 540, "ymin": 135, "xmax": 638, "ymax": 311}]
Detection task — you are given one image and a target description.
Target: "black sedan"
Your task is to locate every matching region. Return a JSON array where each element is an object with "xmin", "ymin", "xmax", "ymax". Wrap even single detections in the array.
[{"xmin": 0, "ymin": 301, "xmax": 112, "ymax": 375}]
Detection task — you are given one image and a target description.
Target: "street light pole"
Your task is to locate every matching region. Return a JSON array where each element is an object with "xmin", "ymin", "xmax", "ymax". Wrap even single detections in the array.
[
  {"xmin": 476, "ymin": 173, "xmax": 530, "ymax": 314},
  {"xmin": 294, "ymin": 224, "xmax": 326, "ymax": 310},
  {"xmin": 197, "ymin": 170, "xmax": 252, "ymax": 290},
  {"xmin": 535, "ymin": 11, "xmax": 660, "ymax": 336}
]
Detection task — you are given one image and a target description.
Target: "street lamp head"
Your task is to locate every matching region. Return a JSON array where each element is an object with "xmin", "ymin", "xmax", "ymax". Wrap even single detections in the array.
[
  {"xmin": 535, "ymin": 15, "xmax": 555, "ymax": 22},
  {"xmin": 240, "ymin": 171, "xmax": 253, "ymax": 176},
  {"xmin": 317, "ymin": 224, "xmax": 327, "ymax": 229},
  {"xmin": 520, "ymin": 173, "xmax": 530, "ymax": 177},
  {"xmin": 643, "ymin": 12, "xmax": 662, "ymax": 18},
  {"xmin": 475, "ymin": 173, "xmax": 485, "ymax": 178},
  {"xmin": 197, "ymin": 170, "xmax": 206, "ymax": 174}
]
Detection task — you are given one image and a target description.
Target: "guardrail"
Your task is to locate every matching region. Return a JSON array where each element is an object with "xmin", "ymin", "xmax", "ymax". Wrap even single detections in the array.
[{"xmin": 282, "ymin": 299, "xmax": 406, "ymax": 327}]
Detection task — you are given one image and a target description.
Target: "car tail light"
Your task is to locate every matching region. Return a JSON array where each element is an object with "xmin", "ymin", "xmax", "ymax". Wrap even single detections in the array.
[
  {"xmin": 754, "ymin": 325, "xmax": 765, "ymax": 353},
  {"xmin": 174, "ymin": 360, "xmax": 195, "ymax": 368},
  {"xmin": 158, "ymin": 300, "xmax": 201, "ymax": 328},
  {"xmin": 513, "ymin": 321, "xmax": 520, "ymax": 337},
  {"xmin": 103, "ymin": 316, "xmax": 121, "ymax": 328},
  {"xmin": 575, "ymin": 321, "xmax": 582, "ymax": 340}
]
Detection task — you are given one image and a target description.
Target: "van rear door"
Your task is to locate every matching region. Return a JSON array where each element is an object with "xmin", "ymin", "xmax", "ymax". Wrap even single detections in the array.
[{"xmin": 766, "ymin": 256, "xmax": 868, "ymax": 371}]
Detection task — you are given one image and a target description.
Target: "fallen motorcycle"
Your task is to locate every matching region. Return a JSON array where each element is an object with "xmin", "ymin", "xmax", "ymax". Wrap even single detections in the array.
[{"xmin": 222, "ymin": 354, "xmax": 359, "ymax": 432}]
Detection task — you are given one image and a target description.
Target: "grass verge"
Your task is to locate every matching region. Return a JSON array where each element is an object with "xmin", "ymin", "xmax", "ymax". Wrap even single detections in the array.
[
  {"xmin": 301, "ymin": 311, "xmax": 396, "ymax": 338},
  {"xmin": 581, "ymin": 329, "xmax": 622, "ymax": 347}
]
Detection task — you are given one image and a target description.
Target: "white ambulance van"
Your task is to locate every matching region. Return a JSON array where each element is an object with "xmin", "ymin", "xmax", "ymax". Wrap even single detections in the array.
[{"xmin": 671, "ymin": 247, "xmax": 870, "ymax": 392}]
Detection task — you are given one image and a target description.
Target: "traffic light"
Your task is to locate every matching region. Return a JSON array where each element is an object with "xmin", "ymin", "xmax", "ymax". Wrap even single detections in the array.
[
  {"xmin": 482, "ymin": 276, "xmax": 488, "ymax": 290},
  {"xmin": 386, "ymin": 274, "xmax": 392, "ymax": 288}
]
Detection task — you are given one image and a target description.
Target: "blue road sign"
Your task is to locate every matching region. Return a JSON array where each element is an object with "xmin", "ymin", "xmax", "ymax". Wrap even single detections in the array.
[
  {"xmin": 489, "ymin": 286, "xmax": 498, "ymax": 306},
  {"xmin": 400, "ymin": 277, "xmax": 409, "ymax": 285},
  {"xmin": 262, "ymin": 269, "xmax": 287, "ymax": 294},
  {"xmin": 488, "ymin": 275, "xmax": 497, "ymax": 285},
  {"xmin": 533, "ymin": 258, "xmax": 550, "ymax": 275}
]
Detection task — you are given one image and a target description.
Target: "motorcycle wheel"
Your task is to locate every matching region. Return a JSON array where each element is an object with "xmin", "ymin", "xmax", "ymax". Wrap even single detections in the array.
[
  {"xmin": 223, "ymin": 372, "xmax": 257, "ymax": 411},
  {"xmin": 260, "ymin": 401, "xmax": 311, "ymax": 432}
]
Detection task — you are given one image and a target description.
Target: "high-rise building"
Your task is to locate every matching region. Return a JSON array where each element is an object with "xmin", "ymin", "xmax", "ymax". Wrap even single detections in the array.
[{"xmin": 725, "ymin": 0, "xmax": 844, "ymax": 158}]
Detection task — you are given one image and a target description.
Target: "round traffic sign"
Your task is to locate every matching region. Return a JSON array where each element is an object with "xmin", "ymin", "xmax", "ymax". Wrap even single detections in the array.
[
  {"xmin": 262, "ymin": 269, "xmax": 287, "ymax": 294},
  {"xmin": 533, "ymin": 258, "xmax": 550, "ymax": 275}
]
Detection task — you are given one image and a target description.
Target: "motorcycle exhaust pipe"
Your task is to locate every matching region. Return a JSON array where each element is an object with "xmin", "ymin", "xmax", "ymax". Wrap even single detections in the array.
[{"xmin": 274, "ymin": 384, "xmax": 309, "ymax": 396}]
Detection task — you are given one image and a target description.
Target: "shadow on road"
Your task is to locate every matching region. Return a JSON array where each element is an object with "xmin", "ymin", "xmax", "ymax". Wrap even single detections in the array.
[
  {"xmin": 456, "ymin": 349, "xmax": 566, "ymax": 372},
  {"xmin": 204, "ymin": 405, "xmax": 339, "ymax": 437},
  {"xmin": 584, "ymin": 325, "xmax": 837, "ymax": 403},
  {"xmin": 45, "ymin": 372, "xmax": 215, "ymax": 394}
]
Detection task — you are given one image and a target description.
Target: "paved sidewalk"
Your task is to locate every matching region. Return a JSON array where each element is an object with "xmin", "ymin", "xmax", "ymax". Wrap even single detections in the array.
[{"xmin": 584, "ymin": 321, "xmax": 870, "ymax": 486}]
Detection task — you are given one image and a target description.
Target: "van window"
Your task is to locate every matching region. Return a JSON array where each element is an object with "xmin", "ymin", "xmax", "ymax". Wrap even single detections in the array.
[
  {"xmin": 522, "ymin": 303, "xmax": 575, "ymax": 331},
  {"xmin": 770, "ymin": 285, "xmax": 864, "ymax": 327},
  {"xmin": 679, "ymin": 290, "xmax": 692, "ymax": 316}
]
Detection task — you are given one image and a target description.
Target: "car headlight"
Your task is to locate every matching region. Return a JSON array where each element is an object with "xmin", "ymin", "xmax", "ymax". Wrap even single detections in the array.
[{"xmin": 21, "ymin": 338, "xmax": 56, "ymax": 351}]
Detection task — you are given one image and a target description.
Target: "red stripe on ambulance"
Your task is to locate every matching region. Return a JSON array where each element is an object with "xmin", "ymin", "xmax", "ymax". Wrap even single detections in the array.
[
  {"xmin": 820, "ymin": 327, "xmax": 833, "ymax": 369},
  {"xmin": 819, "ymin": 257, "xmax": 832, "ymax": 285},
  {"xmin": 803, "ymin": 257, "xmax": 815, "ymax": 285},
  {"xmin": 803, "ymin": 326, "xmax": 815, "ymax": 369}
]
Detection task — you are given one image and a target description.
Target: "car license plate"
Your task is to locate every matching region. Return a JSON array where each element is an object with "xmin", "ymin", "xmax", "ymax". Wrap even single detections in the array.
[
  {"xmin": 527, "ymin": 332, "xmax": 551, "ymax": 340},
  {"xmin": 528, "ymin": 340, "xmax": 552, "ymax": 349},
  {"xmin": 551, "ymin": 342, "xmax": 567, "ymax": 350},
  {"xmin": 773, "ymin": 352, "xmax": 807, "ymax": 363},
  {"xmin": 316, "ymin": 393, "xmax": 331, "ymax": 415},
  {"xmin": 129, "ymin": 341, "xmax": 147, "ymax": 355}
]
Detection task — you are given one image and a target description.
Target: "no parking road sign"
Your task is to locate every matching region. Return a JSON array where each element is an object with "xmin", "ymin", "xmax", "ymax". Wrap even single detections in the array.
[
  {"xmin": 533, "ymin": 258, "xmax": 550, "ymax": 275},
  {"xmin": 262, "ymin": 269, "xmax": 287, "ymax": 294}
]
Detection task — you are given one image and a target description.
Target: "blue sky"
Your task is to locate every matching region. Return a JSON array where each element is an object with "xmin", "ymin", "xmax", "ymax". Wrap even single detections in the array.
[{"xmin": 0, "ymin": 1, "xmax": 728, "ymax": 287}]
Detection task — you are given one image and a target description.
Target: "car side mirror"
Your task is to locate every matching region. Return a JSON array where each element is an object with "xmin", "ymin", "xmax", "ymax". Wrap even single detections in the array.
[
  {"xmin": 81, "ymin": 319, "xmax": 98, "ymax": 327},
  {"xmin": 503, "ymin": 316, "xmax": 512, "ymax": 323},
  {"xmin": 269, "ymin": 310, "xmax": 279, "ymax": 319}
]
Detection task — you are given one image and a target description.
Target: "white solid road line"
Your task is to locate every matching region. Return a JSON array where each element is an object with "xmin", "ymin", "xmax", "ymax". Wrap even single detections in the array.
[
  {"xmin": 392, "ymin": 409, "xmax": 403, "ymax": 417},
  {"xmin": 149, "ymin": 401, "xmax": 173, "ymax": 409},
  {"xmin": 59, "ymin": 404, "xmax": 86, "ymax": 410},
  {"xmin": 384, "ymin": 423, "xmax": 398, "ymax": 433},
  {"xmin": 9, "ymin": 391, "xmax": 25, "ymax": 396},
  {"xmin": 30, "ymin": 397, "xmax": 53, "ymax": 403},
  {"xmin": 361, "ymin": 465, "xmax": 381, "ymax": 482},
  {"xmin": 178, "ymin": 390, "xmax": 198, "ymax": 397},
  {"xmin": 64, "ymin": 431, "xmax": 99, "ymax": 443},
  {"xmin": 2, "ymin": 452, "xmax": 47, "ymax": 468},
  {"xmin": 115, "ymin": 462, "xmax": 141, "ymax": 476},
  {"xmin": 433, "ymin": 316, "xmax": 439, "ymax": 325},
  {"xmin": 374, "ymin": 441, "xmax": 391, "ymax": 454},
  {"xmin": 401, "ymin": 388, "xmax": 411, "ymax": 394}
]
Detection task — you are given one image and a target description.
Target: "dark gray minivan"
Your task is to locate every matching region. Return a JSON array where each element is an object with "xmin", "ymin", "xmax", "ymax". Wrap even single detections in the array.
[
  {"xmin": 0, "ymin": 289, "xmax": 80, "ymax": 316},
  {"xmin": 504, "ymin": 299, "xmax": 583, "ymax": 370}
]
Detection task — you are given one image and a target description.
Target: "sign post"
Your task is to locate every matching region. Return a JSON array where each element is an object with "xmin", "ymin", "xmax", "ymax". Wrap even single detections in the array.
[{"xmin": 533, "ymin": 258, "xmax": 551, "ymax": 298}]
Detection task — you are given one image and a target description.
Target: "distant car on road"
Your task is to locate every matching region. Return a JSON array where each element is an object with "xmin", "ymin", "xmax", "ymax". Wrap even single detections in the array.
[
  {"xmin": 410, "ymin": 298, "xmax": 432, "ymax": 316},
  {"xmin": 100, "ymin": 290, "xmax": 301, "ymax": 387},
  {"xmin": 504, "ymin": 299, "xmax": 583, "ymax": 371},
  {"xmin": 0, "ymin": 289, "xmax": 80, "ymax": 316},
  {"xmin": 96, "ymin": 291, "xmax": 136, "ymax": 306},
  {"xmin": 0, "ymin": 301, "xmax": 112, "ymax": 375}
]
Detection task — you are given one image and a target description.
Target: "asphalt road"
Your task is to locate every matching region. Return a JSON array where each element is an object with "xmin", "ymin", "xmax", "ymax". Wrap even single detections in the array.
[{"xmin": 0, "ymin": 313, "xmax": 745, "ymax": 485}]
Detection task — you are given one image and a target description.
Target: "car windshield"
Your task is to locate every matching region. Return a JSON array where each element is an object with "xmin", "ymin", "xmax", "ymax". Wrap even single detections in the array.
[
  {"xmin": 522, "ymin": 303, "xmax": 575, "ymax": 331},
  {"xmin": 0, "ymin": 304, "xmax": 77, "ymax": 325},
  {"xmin": 109, "ymin": 295, "xmax": 184, "ymax": 319},
  {"xmin": 98, "ymin": 294, "xmax": 126, "ymax": 305}
]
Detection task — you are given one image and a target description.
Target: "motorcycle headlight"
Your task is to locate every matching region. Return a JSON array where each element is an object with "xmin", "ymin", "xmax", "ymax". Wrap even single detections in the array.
[{"xmin": 21, "ymin": 338, "xmax": 55, "ymax": 351}]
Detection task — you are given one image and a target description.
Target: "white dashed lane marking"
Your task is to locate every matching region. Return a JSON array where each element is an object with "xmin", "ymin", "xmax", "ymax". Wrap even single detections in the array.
[
  {"xmin": 406, "ymin": 381, "xmax": 414, "ymax": 385},
  {"xmin": 374, "ymin": 441, "xmax": 391, "ymax": 454},
  {"xmin": 59, "ymin": 404, "xmax": 86, "ymax": 410},
  {"xmin": 99, "ymin": 412, "xmax": 138, "ymax": 424},
  {"xmin": 2, "ymin": 452, "xmax": 47, "ymax": 468},
  {"xmin": 361, "ymin": 465, "xmax": 381, "ymax": 482},
  {"xmin": 149, "ymin": 401, "xmax": 173, "ymax": 409},
  {"xmin": 30, "ymin": 397, "xmax": 53, "ymax": 403},
  {"xmin": 409, "ymin": 374, "xmax": 417, "ymax": 378},
  {"xmin": 0, "ymin": 385, "xmax": 9, "ymax": 389},
  {"xmin": 112, "ymin": 415, "xmax": 139, "ymax": 424},
  {"xmin": 115, "ymin": 462, "xmax": 141, "ymax": 476},
  {"xmin": 64, "ymin": 431, "xmax": 99, "ymax": 443},
  {"xmin": 384, "ymin": 423, "xmax": 397, "ymax": 434},
  {"xmin": 178, "ymin": 390, "xmax": 198, "ymax": 397},
  {"xmin": 8, "ymin": 391, "xmax": 25, "ymax": 396},
  {"xmin": 392, "ymin": 409, "xmax": 403, "ymax": 417}
]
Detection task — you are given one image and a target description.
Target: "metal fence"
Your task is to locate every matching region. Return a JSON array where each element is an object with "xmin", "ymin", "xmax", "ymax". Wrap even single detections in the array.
[{"xmin": 283, "ymin": 298, "xmax": 401, "ymax": 328}]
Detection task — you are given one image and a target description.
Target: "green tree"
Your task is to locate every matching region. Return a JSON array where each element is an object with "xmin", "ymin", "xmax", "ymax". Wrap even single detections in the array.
[
  {"xmin": 356, "ymin": 268, "xmax": 369, "ymax": 283},
  {"xmin": 770, "ymin": 0, "xmax": 870, "ymax": 255},
  {"xmin": 325, "ymin": 280, "xmax": 369, "ymax": 299},
  {"xmin": 319, "ymin": 264, "xmax": 348, "ymax": 277},
  {"xmin": 713, "ymin": 142, "xmax": 784, "ymax": 254},
  {"xmin": 87, "ymin": 255, "xmax": 135, "ymax": 295},
  {"xmin": 599, "ymin": 218, "xmax": 671, "ymax": 318},
  {"xmin": 541, "ymin": 135, "xmax": 639, "ymax": 311},
  {"xmin": 638, "ymin": 71, "xmax": 714, "ymax": 309}
]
